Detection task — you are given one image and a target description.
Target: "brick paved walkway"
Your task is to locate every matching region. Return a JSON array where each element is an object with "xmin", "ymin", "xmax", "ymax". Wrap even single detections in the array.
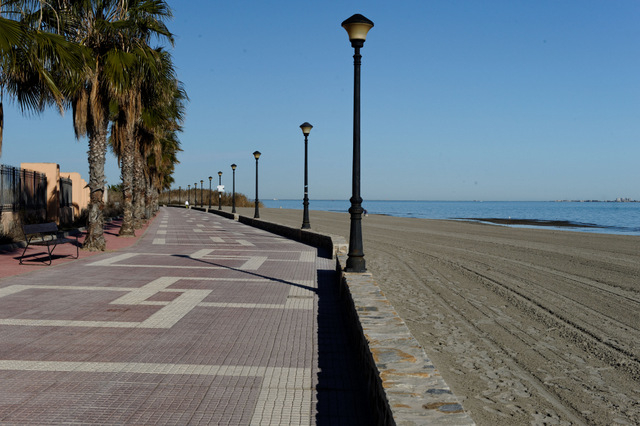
[{"xmin": 0, "ymin": 207, "xmax": 372, "ymax": 425}]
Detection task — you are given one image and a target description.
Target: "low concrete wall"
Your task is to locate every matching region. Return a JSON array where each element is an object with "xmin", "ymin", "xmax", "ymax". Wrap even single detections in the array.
[
  {"xmin": 337, "ymin": 261, "xmax": 474, "ymax": 425},
  {"xmin": 188, "ymin": 206, "xmax": 348, "ymax": 259},
  {"xmin": 237, "ymin": 216, "xmax": 347, "ymax": 260},
  {"xmin": 173, "ymin": 205, "xmax": 475, "ymax": 425}
]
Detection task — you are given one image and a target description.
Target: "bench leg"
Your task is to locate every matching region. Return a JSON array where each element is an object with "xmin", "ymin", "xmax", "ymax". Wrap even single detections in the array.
[
  {"xmin": 19, "ymin": 243, "xmax": 53, "ymax": 265},
  {"xmin": 42, "ymin": 241, "xmax": 64, "ymax": 265},
  {"xmin": 45, "ymin": 242, "xmax": 57, "ymax": 265},
  {"xmin": 72, "ymin": 238, "xmax": 79, "ymax": 259},
  {"xmin": 48, "ymin": 240, "xmax": 79, "ymax": 261},
  {"xmin": 19, "ymin": 244, "xmax": 30, "ymax": 265},
  {"xmin": 19, "ymin": 239, "xmax": 78, "ymax": 265}
]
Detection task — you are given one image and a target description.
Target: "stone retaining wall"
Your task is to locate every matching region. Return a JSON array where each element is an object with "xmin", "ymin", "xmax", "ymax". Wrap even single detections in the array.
[{"xmin": 337, "ymin": 262, "xmax": 475, "ymax": 425}]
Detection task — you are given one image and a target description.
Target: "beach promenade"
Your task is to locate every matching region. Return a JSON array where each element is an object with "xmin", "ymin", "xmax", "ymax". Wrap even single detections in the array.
[{"xmin": 0, "ymin": 207, "xmax": 372, "ymax": 424}]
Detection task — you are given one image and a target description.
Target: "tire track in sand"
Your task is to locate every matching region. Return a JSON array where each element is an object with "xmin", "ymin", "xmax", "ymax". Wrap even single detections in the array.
[{"xmin": 367, "ymin": 236, "xmax": 639, "ymax": 425}]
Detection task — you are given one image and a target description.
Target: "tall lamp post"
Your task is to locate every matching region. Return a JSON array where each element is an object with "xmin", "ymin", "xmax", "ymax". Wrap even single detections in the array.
[
  {"xmin": 187, "ymin": 184, "xmax": 191, "ymax": 206},
  {"xmin": 200, "ymin": 180, "xmax": 204, "ymax": 207},
  {"xmin": 300, "ymin": 122, "xmax": 313, "ymax": 229},
  {"xmin": 253, "ymin": 151, "xmax": 261, "ymax": 218},
  {"xmin": 218, "ymin": 171, "xmax": 223, "ymax": 210},
  {"xmin": 342, "ymin": 13, "xmax": 373, "ymax": 273},
  {"xmin": 231, "ymin": 164, "xmax": 237, "ymax": 213},
  {"xmin": 208, "ymin": 176, "xmax": 212, "ymax": 209}
]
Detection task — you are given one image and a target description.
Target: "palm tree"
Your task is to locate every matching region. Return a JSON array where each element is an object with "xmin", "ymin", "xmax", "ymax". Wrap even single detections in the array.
[
  {"xmin": 59, "ymin": 0, "xmax": 174, "ymax": 250},
  {"xmin": 111, "ymin": 46, "xmax": 183, "ymax": 235},
  {"xmin": 134, "ymin": 50, "xmax": 185, "ymax": 223},
  {"xmin": 0, "ymin": 3, "xmax": 84, "ymax": 156},
  {"xmin": 141, "ymin": 92, "xmax": 184, "ymax": 217}
]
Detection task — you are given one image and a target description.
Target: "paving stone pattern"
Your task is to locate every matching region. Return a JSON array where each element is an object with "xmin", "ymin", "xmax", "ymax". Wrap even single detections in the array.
[{"xmin": 0, "ymin": 208, "xmax": 372, "ymax": 425}]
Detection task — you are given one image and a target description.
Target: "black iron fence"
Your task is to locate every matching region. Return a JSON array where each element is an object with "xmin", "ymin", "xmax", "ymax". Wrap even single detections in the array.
[
  {"xmin": 60, "ymin": 176, "xmax": 72, "ymax": 208},
  {"xmin": 0, "ymin": 164, "xmax": 47, "ymax": 212}
]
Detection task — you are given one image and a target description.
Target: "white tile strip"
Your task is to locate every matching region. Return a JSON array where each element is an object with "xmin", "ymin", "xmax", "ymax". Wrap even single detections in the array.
[
  {"xmin": 139, "ymin": 289, "xmax": 211, "ymax": 328},
  {"xmin": 197, "ymin": 301, "xmax": 312, "ymax": 311},
  {"xmin": 198, "ymin": 302, "xmax": 283, "ymax": 309},
  {"xmin": 298, "ymin": 251, "xmax": 315, "ymax": 263},
  {"xmin": 240, "ymin": 256, "xmax": 267, "ymax": 270},
  {"xmin": 0, "ymin": 319, "xmax": 140, "ymax": 328},
  {"xmin": 88, "ymin": 253, "xmax": 139, "ymax": 266},
  {"xmin": 110, "ymin": 277, "xmax": 180, "ymax": 305},
  {"xmin": 251, "ymin": 366, "xmax": 313, "ymax": 425},
  {"xmin": 0, "ymin": 285, "xmax": 30, "ymax": 298},
  {"xmin": 190, "ymin": 249, "xmax": 214, "ymax": 259}
]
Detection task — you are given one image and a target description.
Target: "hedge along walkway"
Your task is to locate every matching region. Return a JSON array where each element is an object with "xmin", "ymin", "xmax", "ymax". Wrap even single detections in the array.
[
  {"xmin": 0, "ymin": 218, "xmax": 152, "ymax": 280},
  {"xmin": 0, "ymin": 207, "xmax": 372, "ymax": 424}
]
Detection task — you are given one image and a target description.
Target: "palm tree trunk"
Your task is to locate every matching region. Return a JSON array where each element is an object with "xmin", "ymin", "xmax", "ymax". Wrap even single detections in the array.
[
  {"xmin": 118, "ymin": 125, "xmax": 136, "ymax": 236},
  {"xmin": 83, "ymin": 123, "xmax": 108, "ymax": 251},
  {"xmin": 145, "ymin": 178, "xmax": 154, "ymax": 219},
  {"xmin": 133, "ymin": 153, "xmax": 146, "ymax": 229}
]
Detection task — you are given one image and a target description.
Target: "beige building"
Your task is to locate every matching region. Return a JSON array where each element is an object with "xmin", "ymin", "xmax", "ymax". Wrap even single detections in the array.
[
  {"xmin": 0, "ymin": 163, "xmax": 89, "ymax": 235},
  {"xmin": 20, "ymin": 163, "xmax": 90, "ymax": 224},
  {"xmin": 60, "ymin": 171, "xmax": 90, "ymax": 219}
]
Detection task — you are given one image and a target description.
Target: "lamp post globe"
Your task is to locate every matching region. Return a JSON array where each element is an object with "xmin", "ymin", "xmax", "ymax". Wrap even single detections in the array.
[
  {"xmin": 300, "ymin": 122, "xmax": 313, "ymax": 229},
  {"xmin": 253, "ymin": 151, "xmax": 261, "ymax": 218},
  {"xmin": 342, "ymin": 13, "xmax": 373, "ymax": 273},
  {"xmin": 231, "ymin": 164, "xmax": 237, "ymax": 213},
  {"xmin": 218, "ymin": 171, "xmax": 223, "ymax": 210}
]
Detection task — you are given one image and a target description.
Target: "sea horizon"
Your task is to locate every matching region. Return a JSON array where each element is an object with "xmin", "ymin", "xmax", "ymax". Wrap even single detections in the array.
[{"xmin": 261, "ymin": 199, "xmax": 640, "ymax": 236}]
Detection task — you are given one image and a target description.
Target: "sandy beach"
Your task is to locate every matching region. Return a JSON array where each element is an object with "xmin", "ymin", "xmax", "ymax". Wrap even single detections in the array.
[{"xmin": 236, "ymin": 206, "xmax": 640, "ymax": 425}]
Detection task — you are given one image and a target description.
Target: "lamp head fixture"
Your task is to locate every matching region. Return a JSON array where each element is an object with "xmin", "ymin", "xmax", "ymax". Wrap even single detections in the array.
[
  {"xmin": 299, "ymin": 122, "xmax": 313, "ymax": 136},
  {"xmin": 231, "ymin": 164, "xmax": 237, "ymax": 170},
  {"xmin": 253, "ymin": 151, "xmax": 261, "ymax": 160},
  {"xmin": 341, "ymin": 14, "xmax": 374, "ymax": 47}
]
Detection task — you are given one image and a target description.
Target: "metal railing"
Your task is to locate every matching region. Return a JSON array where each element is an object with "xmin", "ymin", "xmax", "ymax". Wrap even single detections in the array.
[
  {"xmin": 0, "ymin": 164, "xmax": 47, "ymax": 212},
  {"xmin": 60, "ymin": 176, "xmax": 72, "ymax": 208}
]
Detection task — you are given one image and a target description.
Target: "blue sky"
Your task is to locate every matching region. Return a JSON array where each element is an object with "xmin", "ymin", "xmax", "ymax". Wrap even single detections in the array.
[{"xmin": 2, "ymin": 0, "xmax": 639, "ymax": 201}]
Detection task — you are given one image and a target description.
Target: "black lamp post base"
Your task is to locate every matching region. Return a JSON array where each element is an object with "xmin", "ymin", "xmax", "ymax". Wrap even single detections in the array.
[
  {"xmin": 345, "ymin": 257, "xmax": 366, "ymax": 273},
  {"xmin": 302, "ymin": 199, "xmax": 310, "ymax": 229},
  {"xmin": 346, "ymin": 202, "xmax": 366, "ymax": 272}
]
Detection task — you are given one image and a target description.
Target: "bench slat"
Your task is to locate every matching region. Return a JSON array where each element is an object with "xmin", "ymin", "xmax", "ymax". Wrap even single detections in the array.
[{"xmin": 23, "ymin": 223, "xmax": 58, "ymax": 234}]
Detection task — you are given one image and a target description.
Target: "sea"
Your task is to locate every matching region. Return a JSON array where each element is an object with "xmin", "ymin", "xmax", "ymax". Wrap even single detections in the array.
[{"xmin": 261, "ymin": 200, "xmax": 640, "ymax": 236}]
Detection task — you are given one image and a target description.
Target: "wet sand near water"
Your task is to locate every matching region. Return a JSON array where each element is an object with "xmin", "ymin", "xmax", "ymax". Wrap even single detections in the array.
[{"xmin": 237, "ymin": 206, "xmax": 640, "ymax": 426}]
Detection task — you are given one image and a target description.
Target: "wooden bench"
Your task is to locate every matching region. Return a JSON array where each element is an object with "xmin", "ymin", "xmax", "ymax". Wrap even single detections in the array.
[{"xmin": 20, "ymin": 222, "xmax": 79, "ymax": 265}]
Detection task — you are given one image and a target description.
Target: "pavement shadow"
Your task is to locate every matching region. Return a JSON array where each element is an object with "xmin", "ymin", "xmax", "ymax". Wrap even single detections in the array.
[
  {"xmin": 170, "ymin": 254, "xmax": 318, "ymax": 293},
  {"xmin": 315, "ymin": 263, "xmax": 374, "ymax": 425}
]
